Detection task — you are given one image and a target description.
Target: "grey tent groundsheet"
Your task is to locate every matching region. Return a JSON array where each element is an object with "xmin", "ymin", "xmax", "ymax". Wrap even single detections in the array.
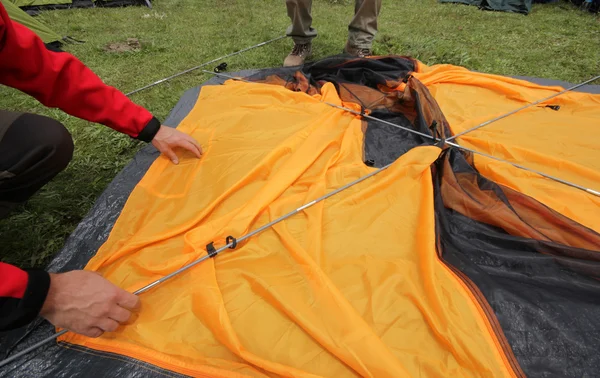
[
  {"xmin": 438, "ymin": 0, "xmax": 533, "ymax": 14},
  {"xmin": 437, "ymin": 0, "xmax": 561, "ymax": 15},
  {"xmin": 0, "ymin": 65, "xmax": 599, "ymax": 377}
]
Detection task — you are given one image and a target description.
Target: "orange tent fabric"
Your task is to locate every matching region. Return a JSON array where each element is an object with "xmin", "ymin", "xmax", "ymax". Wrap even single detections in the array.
[
  {"xmin": 56, "ymin": 58, "xmax": 599, "ymax": 377},
  {"xmin": 415, "ymin": 65, "xmax": 600, "ymax": 232}
]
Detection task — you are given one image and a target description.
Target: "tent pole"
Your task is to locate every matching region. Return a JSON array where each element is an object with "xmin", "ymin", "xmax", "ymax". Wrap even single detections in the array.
[
  {"xmin": 125, "ymin": 36, "xmax": 285, "ymax": 97},
  {"xmin": 203, "ymin": 70, "xmax": 600, "ymax": 197},
  {"xmin": 0, "ymin": 160, "xmax": 393, "ymax": 369},
  {"xmin": 446, "ymin": 74, "xmax": 600, "ymax": 142},
  {"xmin": 444, "ymin": 141, "xmax": 600, "ymax": 197},
  {"xmin": 215, "ymin": 71, "xmax": 600, "ymax": 197},
  {"xmin": 3, "ymin": 66, "xmax": 597, "ymax": 369}
]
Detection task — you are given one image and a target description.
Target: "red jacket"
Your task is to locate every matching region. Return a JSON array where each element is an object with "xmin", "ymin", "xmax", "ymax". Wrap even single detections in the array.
[{"xmin": 0, "ymin": 2, "xmax": 161, "ymax": 330}]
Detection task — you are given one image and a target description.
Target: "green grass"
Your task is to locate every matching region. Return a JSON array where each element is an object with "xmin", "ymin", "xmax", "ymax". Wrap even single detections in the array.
[{"xmin": 0, "ymin": 0, "xmax": 598, "ymax": 268}]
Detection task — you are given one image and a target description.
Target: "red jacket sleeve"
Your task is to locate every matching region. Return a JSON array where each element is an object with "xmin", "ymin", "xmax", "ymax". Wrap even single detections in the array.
[
  {"xmin": 0, "ymin": 3, "xmax": 160, "ymax": 142},
  {"xmin": 0, "ymin": 262, "xmax": 50, "ymax": 330}
]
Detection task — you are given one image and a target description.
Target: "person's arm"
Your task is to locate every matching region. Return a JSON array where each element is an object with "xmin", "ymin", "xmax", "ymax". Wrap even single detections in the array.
[
  {"xmin": 0, "ymin": 263, "xmax": 49, "ymax": 330},
  {"xmin": 0, "ymin": 3, "xmax": 203, "ymax": 163},
  {"xmin": 0, "ymin": 262, "xmax": 139, "ymax": 337},
  {"xmin": 0, "ymin": 4, "xmax": 157, "ymax": 141}
]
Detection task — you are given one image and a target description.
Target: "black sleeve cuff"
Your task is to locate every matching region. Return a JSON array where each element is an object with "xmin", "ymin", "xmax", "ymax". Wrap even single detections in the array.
[
  {"xmin": 21, "ymin": 269, "xmax": 51, "ymax": 323},
  {"xmin": 0, "ymin": 269, "xmax": 51, "ymax": 330},
  {"xmin": 136, "ymin": 116, "xmax": 161, "ymax": 142}
]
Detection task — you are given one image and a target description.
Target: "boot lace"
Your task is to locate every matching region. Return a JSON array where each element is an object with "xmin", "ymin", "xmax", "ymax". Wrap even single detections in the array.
[{"xmin": 292, "ymin": 43, "xmax": 310, "ymax": 56}]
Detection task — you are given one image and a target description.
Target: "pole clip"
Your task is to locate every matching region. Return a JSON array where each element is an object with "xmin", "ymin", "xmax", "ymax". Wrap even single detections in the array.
[
  {"xmin": 429, "ymin": 120, "xmax": 444, "ymax": 147},
  {"xmin": 206, "ymin": 242, "xmax": 218, "ymax": 258},
  {"xmin": 226, "ymin": 235, "xmax": 238, "ymax": 249},
  {"xmin": 214, "ymin": 62, "xmax": 228, "ymax": 73}
]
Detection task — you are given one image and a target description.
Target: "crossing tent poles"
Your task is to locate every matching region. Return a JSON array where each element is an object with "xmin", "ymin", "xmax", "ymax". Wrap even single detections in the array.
[
  {"xmin": 203, "ymin": 70, "xmax": 600, "ymax": 197},
  {"xmin": 2, "ymin": 62, "xmax": 597, "ymax": 369},
  {"xmin": 0, "ymin": 35, "xmax": 287, "ymax": 369}
]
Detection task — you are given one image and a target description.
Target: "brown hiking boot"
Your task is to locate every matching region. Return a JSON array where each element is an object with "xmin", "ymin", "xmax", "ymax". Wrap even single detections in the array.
[
  {"xmin": 283, "ymin": 42, "xmax": 312, "ymax": 67},
  {"xmin": 344, "ymin": 41, "xmax": 372, "ymax": 58}
]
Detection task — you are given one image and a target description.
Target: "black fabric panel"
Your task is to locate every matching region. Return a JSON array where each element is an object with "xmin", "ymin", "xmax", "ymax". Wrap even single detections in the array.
[
  {"xmin": 301, "ymin": 55, "xmax": 415, "ymax": 86},
  {"xmin": 247, "ymin": 54, "xmax": 416, "ymax": 99},
  {"xmin": 363, "ymin": 111, "xmax": 427, "ymax": 167},
  {"xmin": 433, "ymin": 149, "xmax": 600, "ymax": 378}
]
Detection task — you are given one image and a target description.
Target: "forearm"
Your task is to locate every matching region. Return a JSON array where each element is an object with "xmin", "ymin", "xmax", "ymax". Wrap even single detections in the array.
[
  {"xmin": 0, "ymin": 262, "xmax": 50, "ymax": 330},
  {"xmin": 0, "ymin": 6, "xmax": 160, "ymax": 141}
]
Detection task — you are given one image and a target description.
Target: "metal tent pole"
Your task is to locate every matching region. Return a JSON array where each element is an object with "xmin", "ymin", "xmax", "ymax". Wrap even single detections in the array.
[
  {"xmin": 4, "ymin": 63, "xmax": 597, "ymax": 369},
  {"xmin": 0, "ymin": 35, "xmax": 289, "ymax": 370},
  {"xmin": 203, "ymin": 70, "xmax": 600, "ymax": 197},
  {"xmin": 444, "ymin": 141, "xmax": 600, "ymax": 196},
  {"xmin": 125, "ymin": 36, "xmax": 285, "ymax": 96},
  {"xmin": 0, "ymin": 160, "xmax": 392, "ymax": 369},
  {"xmin": 445, "ymin": 74, "xmax": 600, "ymax": 142}
]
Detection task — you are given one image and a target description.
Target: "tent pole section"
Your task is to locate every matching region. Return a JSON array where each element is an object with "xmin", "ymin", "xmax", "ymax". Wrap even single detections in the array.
[
  {"xmin": 204, "ymin": 70, "xmax": 600, "ymax": 197},
  {"xmin": 125, "ymin": 36, "xmax": 285, "ymax": 96},
  {"xmin": 199, "ymin": 71, "xmax": 436, "ymax": 140},
  {"xmin": 0, "ymin": 161, "xmax": 393, "ymax": 369},
  {"xmin": 446, "ymin": 74, "xmax": 600, "ymax": 142},
  {"xmin": 4, "ymin": 66, "xmax": 597, "ymax": 369},
  {"xmin": 444, "ymin": 142, "xmax": 600, "ymax": 197}
]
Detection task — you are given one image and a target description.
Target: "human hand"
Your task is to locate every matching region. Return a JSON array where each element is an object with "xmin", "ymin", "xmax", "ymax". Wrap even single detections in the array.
[
  {"xmin": 40, "ymin": 271, "xmax": 140, "ymax": 338},
  {"xmin": 151, "ymin": 125, "xmax": 202, "ymax": 164}
]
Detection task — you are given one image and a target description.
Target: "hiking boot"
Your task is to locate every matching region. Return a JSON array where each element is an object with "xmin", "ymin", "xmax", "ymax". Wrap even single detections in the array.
[
  {"xmin": 343, "ymin": 41, "xmax": 372, "ymax": 58},
  {"xmin": 283, "ymin": 42, "xmax": 312, "ymax": 67}
]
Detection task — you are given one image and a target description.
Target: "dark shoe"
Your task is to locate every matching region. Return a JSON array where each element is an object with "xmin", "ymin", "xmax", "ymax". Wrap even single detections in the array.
[
  {"xmin": 343, "ymin": 41, "xmax": 372, "ymax": 58},
  {"xmin": 283, "ymin": 42, "xmax": 312, "ymax": 67}
]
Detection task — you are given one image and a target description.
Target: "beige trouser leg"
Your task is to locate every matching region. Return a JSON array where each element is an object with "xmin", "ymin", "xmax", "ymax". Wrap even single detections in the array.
[
  {"xmin": 285, "ymin": 0, "xmax": 317, "ymax": 44},
  {"xmin": 285, "ymin": 0, "xmax": 381, "ymax": 48},
  {"xmin": 348, "ymin": 0, "xmax": 382, "ymax": 49}
]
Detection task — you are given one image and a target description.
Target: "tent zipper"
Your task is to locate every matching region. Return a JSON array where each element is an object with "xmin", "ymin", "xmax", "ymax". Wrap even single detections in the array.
[{"xmin": 441, "ymin": 261, "xmax": 527, "ymax": 378}]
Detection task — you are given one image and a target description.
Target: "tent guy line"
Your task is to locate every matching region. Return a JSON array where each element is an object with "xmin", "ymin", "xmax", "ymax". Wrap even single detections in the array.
[
  {"xmin": 124, "ymin": 35, "xmax": 286, "ymax": 97},
  {"xmin": 0, "ymin": 160, "xmax": 394, "ymax": 369},
  {"xmin": 446, "ymin": 74, "xmax": 600, "ymax": 142},
  {"xmin": 202, "ymin": 70, "xmax": 600, "ymax": 198}
]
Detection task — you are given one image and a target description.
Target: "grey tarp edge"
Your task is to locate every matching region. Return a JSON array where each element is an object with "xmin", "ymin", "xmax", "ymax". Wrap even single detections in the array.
[
  {"xmin": 513, "ymin": 75, "xmax": 600, "ymax": 94},
  {"xmin": 0, "ymin": 70, "xmax": 597, "ymax": 377}
]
